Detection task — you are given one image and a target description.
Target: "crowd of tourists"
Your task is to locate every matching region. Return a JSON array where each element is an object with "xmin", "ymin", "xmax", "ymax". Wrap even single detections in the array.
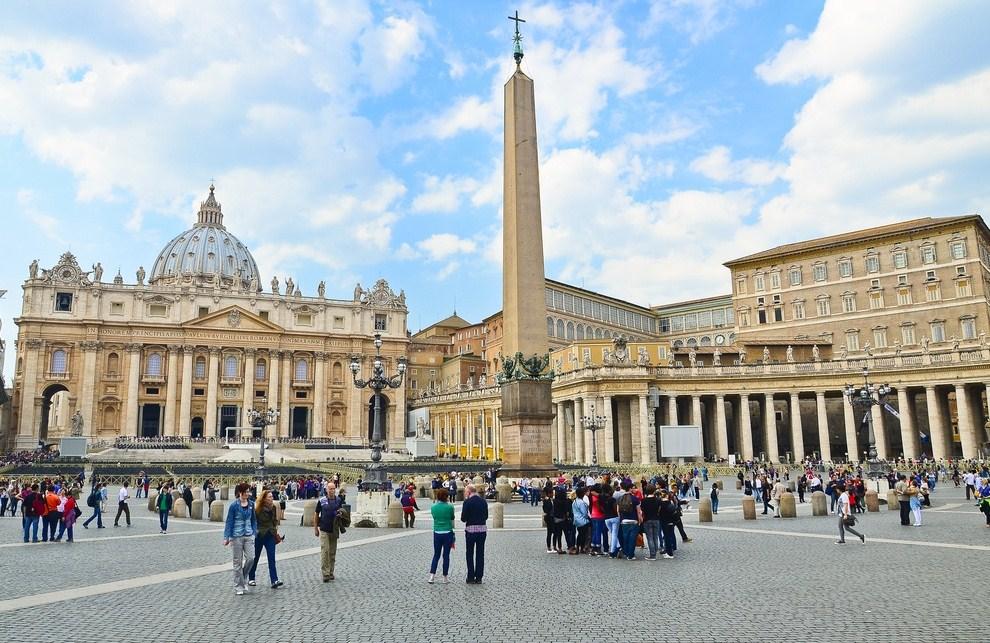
[{"xmin": 0, "ymin": 447, "xmax": 60, "ymax": 468}]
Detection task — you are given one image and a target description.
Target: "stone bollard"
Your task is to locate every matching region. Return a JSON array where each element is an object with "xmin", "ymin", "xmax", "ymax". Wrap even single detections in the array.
[
  {"xmin": 865, "ymin": 489, "xmax": 879, "ymax": 512},
  {"xmin": 192, "ymin": 488, "xmax": 202, "ymax": 501},
  {"xmin": 456, "ymin": 487, "xmax": 465, "ymax": 502},
  {"xmin": 698, "ymin": 497, "xmax": 713, "ymax": 522},
  {"xmin": 172, "ymin": 490, "xmax": 182, "ymax": 506},
  {"xmin": 209, "ymin": 500, "xmax": 224, "ymax": 522},
  {"xmin": 735, "ymin": 479, "xmax": 743, "ymax": 490},
  {"xmin": 148, "ymin": 491, "xmax": 158, "ymax": 513},
  {"xmin": 220, "ymin": 486, "xmax": 229, "ymax": 500},
  {"xmin": 491, "ymin": 502, "xmax": 505, "ymax": 529},
  {"xmin": 742, "ymin": 495, "xmax": 756, "ymax": 520},
  {"xmin": 190, "ymin": 499, "xmax": 203, "ymax": 520},
  {"xmin": 496, "ymin": 481, "xmax": 513, "ymax": 504},
  {"xmin": 172, "ymin": 498, "xmax": 187, "ymax": 518},
  {"xmin": 300, "ymin": 499, "xmax": 317, "ymax": 527},
  {"xmin": 386, "ymin": 500, "xmax": 403, "ymax": 528},
  {"xmin": 780, "ymin": 491, "xmax": 797, "ymax": 518},
  {"xmin": 811, "ymin": 491, "xmax": 827, "ymax": 516},
  {"xmin": 886, "ymin": 490, "xmax": 899, "ymax": 510}
]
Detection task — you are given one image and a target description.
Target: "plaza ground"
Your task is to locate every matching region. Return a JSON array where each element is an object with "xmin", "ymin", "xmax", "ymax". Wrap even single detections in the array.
[{"xmin": 0, "ymin": 477, "xmax": 986, "ymax": 642}]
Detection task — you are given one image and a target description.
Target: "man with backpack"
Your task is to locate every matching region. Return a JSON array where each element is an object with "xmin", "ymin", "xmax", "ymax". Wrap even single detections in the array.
[
  {"xmin": 83, "ymin": 481, "xmax": 106, "ymax": 529},
  {"xmin": 19, "ymin": 483, "xmax": 44, "ymax": 543}
]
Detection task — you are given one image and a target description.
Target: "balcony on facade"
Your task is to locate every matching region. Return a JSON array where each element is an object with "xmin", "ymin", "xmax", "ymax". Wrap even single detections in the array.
[
  {"xmin": 102, "ymin": 372, "xmax": 123, "ymax": 382},
  {"xmin": 142, "ymin": 374, "xmax": 165, "ymax": 384},
  {"xmin": 44, "ymin": 371, "xmax": 70, "ymax": 381},
  {"xmin": 220, "ymin": 375, "xmax": 243, "ymax": 385},
  {"xmin": 291, "ymin": 379, "xmax": 312, "ymax": 388}
]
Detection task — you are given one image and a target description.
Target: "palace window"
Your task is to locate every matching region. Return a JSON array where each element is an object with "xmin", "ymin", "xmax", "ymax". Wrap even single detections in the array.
[
  {"xmin": 374, "ymin": 314, "xmax": 387, "ymax": 331},
  {"xmin": 194, "ymin": 356, "xmax": 206, "ymax": 379},
  {"xmin": 816, "ymin": 296, "xmax": 831, "ymax": 317},
  {"xmin": 736, "ymin": 278, "xmax": 747, "ymax": 295},
  {"xmin": 930, "ymin": 320, "xmax": 946, "ymax": 343},
  {"xmin": 841, "ymin": 294, "xmax": 856, "ymax": 313},
  {"xmin": 547, "ymin": 317, "xmax": 555, "ymax": 337},
  {"xmin": 295, "ymin": 359, "xmax": 309, "ymax": 381},
  {"xmin": 684, "ymin": 313, "xmax": 697, "ymax": 330},
  {"xmin": 224, "ymin": 356, "xmax": 238, "ymax": 378},
  {"xmin": 901, "ymin": 324, "xmax": 916, "ymax": 345},
  {"xmin": 956, "ymin": 279, "xmax": 972, "ymax": 298},
  {"xmin": 789, "ymin": 268, "xmax": 802, "ymax": 286},
  {"xmin": 698, "ymin": 311, "xmax": 712, "ymax": 328},
  {"xmin": 897, "ymin": 288, "xmax": 912, "ymax": 306},
  {"xmin": 556, "ymin": 319, "xmax": 565, "ymax": 337},
  {"xmin": 146, "ymin": 353, "xmax": 163, "ymax": 376},
  {"xmin": 55, "ymin": 292, "xmax": 73, "ymax": 312},
  {"xmin": 869, "ymin": 291, "xmax": 884, "ymax": 310},
  {"xmin": 566, "ymin": 322, "xmax": 575, "ymax": 340},
  {"xmin": 865, "ymin": 255, "xmax": 880, "ymax": 273},
  {"xmin": 813, "ymin": 263, "xmax": 827, "ymax": 282},
  {"xmin": 838, "ymin": 259, "xmax": 853, "ymax": 278},
  {"xmin": 545, "ymin": 288, "xmax": 554, "ymax": 307},
  {"xmin": 255, "ymin": 359, "xmax": 267, "ymax": 381},
  {"xmin": 739, "ymin": 310, "xmax": 751, "ymax": 327},
  {"xmin": 921, "ymin": 244, "xmax": 937, "ymax": 264},
  {"xmin": 950, "ymin": 240, "xmax": 967, "ymax": 259},
  {"xmin": 873, "ymin": 327, "xmax": 888, "ymax": 348},
  {"xmin": 296, "ymin": 313, "xmax": 313, "ymax": 326},
  {"xmin": 712, "ymin": 309, "xmax": 725, "ymax": 327},
  {"xmin": 754, "ymin": 274, "xmax": 766, "ymax": 292},
  {"xmin": 792, "ymin": 300, "xmax": 806, "ymax": 320},
  {"xmin": 961, "ymin": 317, "xmax": 977, "ymax": 340},
  {"xmin": 893, "ymin": 250, "xmax": 908, "ymax": 269},
  {"xmin": 51, "ymin": 349, "xmax": 67, "ymax": 374},
  {"xmin": 845, "ymin": 331, "xmax": 860, "ymax": 352},
  {"xmin": 770, "ymin": 271, "xmax": 781, "ymax": 290},
  {"xmin": 106, "ymin": 352, "xmax": 120, "ymax": 375},
  {"xmin": 149, "ymin": 304, "xmax": 167, "ymax": 317},
  {"xmin": 925, "ymin": 283, "xmax": 941, "ymax": 302}
]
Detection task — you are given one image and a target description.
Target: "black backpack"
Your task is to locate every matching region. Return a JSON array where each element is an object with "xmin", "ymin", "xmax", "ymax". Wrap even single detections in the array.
[{"xmin": 87, "ymin": 490, "xmax": 99, "ymax": 507}]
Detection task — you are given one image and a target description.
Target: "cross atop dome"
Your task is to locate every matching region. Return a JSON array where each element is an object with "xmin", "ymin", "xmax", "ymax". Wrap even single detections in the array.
[{"xmin": 196, "ymin": 183, "xmax": 224, "ymax": 228}]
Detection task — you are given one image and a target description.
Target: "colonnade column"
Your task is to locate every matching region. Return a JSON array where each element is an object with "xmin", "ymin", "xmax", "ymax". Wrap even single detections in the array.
[
  {"xmin": 241, "ymin": 348, "xmax": 256, "ymax": 427},
  {"xmin": 667, "ymin": 395, "xmax": 678, "ymax": 426},
  {"xmin": 278, "ymin": 355, "xmax": 292, "ymax": 438},
  {"xmin": 601, "ymin": 395, "xmax": 614, "ymax": 463},
  {"xmin": 493, "ymin": 410, "xmax": 500, "ymax": 460},
  {"xmin": 573, "ymin": 397, "xmax": 585, "ymax": 464},
  {"xmin": 637, "ymin": 394, "xmax": 654, "ymax": 464},
  {"xmin": 481, "ymin": 410, "xmax": 489, "ymax": 460},
  {"xmin": 313, "ymin": 353, "xmax": 327, "ymax": 438},
  {"xmin": 871, "ymin": 403, "xmax": 888, "ymax": 460},
  {"xmin": 124, "ymin": 344, "xmax": 142, "ymax": 437},
  {"xmin": 79, "ymin": 341, "xmax": 100, "ymax": 438},
  {"xmin": 842, "ymin": 393, "xmax": 858, "ymax": 462},
  {"xmin": 954, "ymin": 384, "xmax": 976, "ymax": 459},
  {"xmin": 714, "ymin": 394, "xmax": 728, "ymax": 459},
  {"xmin": 205, "ymin": 347, "xmax": 220, "ymax": 438},
  {"xmin": 896, "ymin": 387, "xmax": 918, "ymax": 460},
  {"xmin": 178, "ymin": 346, "xmax": 194, "ymax": 437},
  {"xmin": 739, "ymin": 394, "xmax": 753, "ymax": 461},
  {"xmin": 763, "ymin": 394, "xmax": 779, "ymax": 463},
  {"xmin": 925, "ymin": 386, "xmax": 948, "ymax": 460},
  {"xmin": 555, "ymin": 402, "xmax": 567, "ymax": 462},
  {"xmin": 163, "ymin": 344, "xmax": 180, "ymax": 436},
  {"xmin": 789, "ymin": 392, "xmax": 804, "ymax": 462},
  {"xmin": 815, "ymin": 391, "xmax": 831, "ymax": 463},
  {"xmin": 267, "ymin": 351, "xmax": 280, "ymax": 419}
]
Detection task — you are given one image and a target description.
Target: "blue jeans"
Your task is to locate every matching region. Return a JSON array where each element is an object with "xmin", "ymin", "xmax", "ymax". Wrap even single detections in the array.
[
  {"xmin": 661, "ymin": 523, "xmax": 676, "ymax": 556},
  {"xmin": 605, "ymin": 517, "xmax": 620, "ymax": 556},
  {"xmin": 643, "ymin": 520, "xmax": 660, "ymax": 558},
  {"xmin": 56, "ymin": 520, "xmax": 73, "ymax": 541},
  {"xmin": 620, "ymin": 522, "xmax": 638, "ymax": 558},
  {"xmin": 23, "ymin": 515, "xmax": 40, "ymax": 542},
  {"xmin": 83, "ymin": 505, "xmax": 103, "ymax": 528},
  {"xmin": 249, "ymin": 532, "xmax": 278, "ymax": 583},
  {"xmin": 465, "ymin": 531, "xmax": 486, "ymax": 581},
  {"xmin": 42, "ymin": 512, "xmax": 60, "ymax": 541},
  {"xmin": 530, "ymin": 489, "xmax": 541, "ymax": 506},
  {"xmin": 711, "ymin": 496, "xmax": 719, "ymax": 513},
  {"xmin": 430, "ymin": 532, "xmax": 454, "ymax": 575},
  {"xmin": 159, "ymin": 510, "xmax": 169, "ymax": 531},
  {"xmin": 590, "ymin": 518, "xmax": 605, "ymax": 552}
]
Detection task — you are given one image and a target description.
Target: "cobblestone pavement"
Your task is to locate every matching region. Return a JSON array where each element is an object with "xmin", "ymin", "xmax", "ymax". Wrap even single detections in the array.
[{"xmin": 0, "ymin": 479, "xmax": 986, "ymax": 642}]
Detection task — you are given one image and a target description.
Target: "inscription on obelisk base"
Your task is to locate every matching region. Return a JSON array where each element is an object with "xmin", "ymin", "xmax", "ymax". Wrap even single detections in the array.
[{"xmin": 500, "ymin": 379, "xmax": 555, "ymax": 470}]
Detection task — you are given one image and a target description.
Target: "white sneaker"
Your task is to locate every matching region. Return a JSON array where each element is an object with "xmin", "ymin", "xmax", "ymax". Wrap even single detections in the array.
[
  {"xmin": 235, "ymin": 589, "xmax": 245, "ymax": 596},
  {"xmin": 248, "ymin": 580, "xmax": 257, "ymax": 587},
  {"xmin": 442, "ymin": 576, "xmax": 449, "ymax": 584},
  {"xmin": 546, "ymin": 549, "xmax": 554, "ymax": 554},
  {"xmin": 427, "ymin": 574, "xmax": 435, "ymax": 584},
  {"xmin": 662, "ymin": 554, "xmax": 674, "ymax": 559}
]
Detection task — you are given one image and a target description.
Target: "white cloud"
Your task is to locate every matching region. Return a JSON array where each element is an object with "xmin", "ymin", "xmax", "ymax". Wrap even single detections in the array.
[
  {"xmin": 642, "ymin": 0, "xmax": 742, "ymax": 44},
  {"xmin": 690, "ymin": 146, "xmax": 784, "ymax": 186},
  {"xmin": 417, "ymin": 233, "xmax": 477, "ymax": 261},
  {"xmin": 411, "ymin": 175, "xmax": 480, "ymax": 213}
]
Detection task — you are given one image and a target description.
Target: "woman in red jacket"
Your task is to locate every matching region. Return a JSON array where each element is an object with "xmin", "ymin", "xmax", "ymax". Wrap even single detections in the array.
[{"xmin": 56, "ymin": 490, "xmax": 78, "ymax": 542}]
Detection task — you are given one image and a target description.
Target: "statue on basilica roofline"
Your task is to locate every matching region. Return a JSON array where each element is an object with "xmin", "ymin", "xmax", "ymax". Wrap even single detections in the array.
[
  {"xmin": 136, "ymin": 266, "xmax": 146, "ymax": 285},
  {"xmin": 249, "ymin": 275, "xmax": 258, "ymax": 293},
  {"xmin": 92, "ymin": 262, "xmax": 103, "ymax": 283},
  {"xmin": 353, "ymin": 282, "xmax": 363, "ymax": 302},
  {"xmin": 29, "ymin": 259, "xmax": 39, "ymax": 279},
  {"xmin": 318, "ymin": 280, "xmax": 326, "ymax": 298},
  {"xmin": 285, "ymin": 277, "xmax": 294, "ymax": 296},
  {"xmin": 271, "ymin": 276, "xmax": 280, "ymax": 295}
]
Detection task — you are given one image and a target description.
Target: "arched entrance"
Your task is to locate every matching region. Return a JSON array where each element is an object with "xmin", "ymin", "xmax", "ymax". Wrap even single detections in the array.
[
  {"xmin": 39, "ymin": 383, "xmax": 69, "ymax": 444},
  {"xmin": 191, "ymin": 417, "xmax": 204, "ymax": 439},
  {"xmin": 367, "ymin": 393, "xmax": 390, "ymax": 443}
]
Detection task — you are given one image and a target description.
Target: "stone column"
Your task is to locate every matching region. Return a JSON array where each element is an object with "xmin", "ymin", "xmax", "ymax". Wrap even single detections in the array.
[
  {"xmin": 16, "ymin": 339, "xmax": 42, "ymax": 447},
  {"xmin": 637, "ymin": 394, "xmax": 653, "ymax": 464},
  {"xmin": 617, "ymin": 398, "xmax": 632, "ymax": 463},
  {"xmin": 763, "ymin": 393, "xmax": 779, "ymax": 463},
  {"xmin": 124, "ymin": 344, "xmax": 142, "ymax": 437},
  {"xmin": 714, "ymin": 394, "xmax": 728, "ymax": 459},
  {"xmin": 241, "ymin": 348, "xmax": 256, "ymax": 426},
  {"xmin": 739, "ymin": 394, "xmax": 754, "ymax": 461},
  {"xmin": 163, "ymin": 344, "xmax": 180, "ymax": 436},
  {"xmin": 481, "ymin": 409, "xmax": 489, "ymax": 460},
  {"xmin": 555, "ymin": 402, "xmax": 567, "ymax": 462},
  {"xmin": 896, "ymin": 387, "xmax": 919, "ymax": 460},
  {"xmin": 954, "ymin": 384, "xmax": 977, "ymax": 459},
  {"xmin": 842, "ymin": 393, "xmax": 859, "ymax": 462},
  {"xmin": 313, "ymin": 352, "xmax": 327, "ymax": 438},
  {"xmin": 205, "ymin": 348, "xmax": 220, "ymax": 439},
  {"xmin": 178, "ymin": 346, "xmax": 194, "ymax": 436},
  {"xmin": 601, "ymin": 395, "xmax": 614, "ymax": 463},
  {"xmin": 871, "ymin": 403, "xmax": 888, "ymax": 460},
  {"xmin": 667, "ymin": 395, "xmax": 678, "ymax": 426},
  {"xmin": 79, "ymin": 341, "xmax": 100, "ymax": 438},
  {"xmin": 573, "ymin": 397, "xmax": 585, "ymax": 464},
  {"xmin": 925, "ymin": 386, "xmax": 948, "ymax": 460},
  {"xmin": 493, "ymin": 410, "xmax": 500, "ymax": 459},
  {"xmin": 789, "ymin": 392, "xmax": 804, "ymax": 462},
  {"xmin": 815, "ymin": 391, "xmax": 831, "ymax": 463},
  {"xmin": 278, "ymin": 354, "xmax": 292, "ymax": 438},
  {"xmin": 266, "ymin": 351, "xmax": 280, "ymax": 415}
]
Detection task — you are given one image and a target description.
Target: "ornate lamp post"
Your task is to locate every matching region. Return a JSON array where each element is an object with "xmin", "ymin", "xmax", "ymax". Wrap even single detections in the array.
[
  {"xmin": 580, "ymin": 404, "xmax": 608, "ymax": 474},
  {"xmin": 844, "ymin": 367, "xmax": 891, "ymax": 478},
  {"xmin": 350, "ymin": 333, "xmax": 407, "ymax": 491},
  {"xmin": 247, "ymin": 407, "xmax": 279, "ymax": 481}
]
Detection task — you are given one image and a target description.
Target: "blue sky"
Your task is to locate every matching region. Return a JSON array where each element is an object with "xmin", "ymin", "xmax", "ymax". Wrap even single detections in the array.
[{"xmin": 2, "ymin": 1, "xmax": 989, "ymax": 378}]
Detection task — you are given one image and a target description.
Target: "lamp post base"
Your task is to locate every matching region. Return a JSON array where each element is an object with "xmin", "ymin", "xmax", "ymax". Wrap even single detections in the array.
[{"xmin": 361, "ymin": 463, "xmax": 389, "ymax": 492}]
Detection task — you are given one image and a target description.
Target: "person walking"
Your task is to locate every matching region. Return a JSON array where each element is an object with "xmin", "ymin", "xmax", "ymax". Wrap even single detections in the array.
[
  {"xmin": 835, "ymin": 483, "xmax": 865, "ymax": 544},
  {"xmin": 460, "ymin": 483, "xmax": 488, "ymax": 584},
  {"xmin": 157, "ymin": 484, "xmax": 174, "ymax": 534},
  {"xmin": 428, "ymin": 488, "xmax": 455, "ymax": 584},
  {"xmin": 771, "ymin": 479, "xmax": 785, "ymax": 518},
  {"xmin": 55, "ymin": 489, "xmax": 77, "ymax": 542},
  {"xmin": 82, "ymin": 482, "xmax": 105, "ymax": 529},
  {"xmin": 710, "ymin": 483, "xmax": 720, "ymax": 514},
  {"xmin": 908, "ymin": 478, "xmax": 923, "ymax": 527},
  {"xmin": 542, "ymin": 488, "xmax": 555, "ymax": 553},
  {"xmin": 223, "ymin": 483, "xmax": 257, "ymax": 595},
  {"xmin": 248, "ymin": 489, "xmax": 283, "ymax": 589},
  {"xmin": 19, "ymin": 483, "xmax": 42, "ymax": 543},
  {"xmin": 400, "ymin": 487, "xmax": 419, "ymax": 528},
  {"xmin": 182, "ymin": 484, "xmax": 194, "ymax": 517},
  {"xmin": 977, "ymin": 478, "xmax": 990, "ymax": 527},
  {"xmin": 894, "ymin": 474, "xmax": 911, "ymax": 526},
  {"xmin": 314, "ymin": 481, "xmax": 349, "ymax": 582},
  {"xmin": 113, "ymin": 482, "xmax": 132, "ymax": 528}
]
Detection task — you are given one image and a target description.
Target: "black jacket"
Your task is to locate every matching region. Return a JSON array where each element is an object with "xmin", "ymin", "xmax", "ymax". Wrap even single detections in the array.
[{"xmin": 460, "ymin": 495, "xmax": 489, "ymax": 526}]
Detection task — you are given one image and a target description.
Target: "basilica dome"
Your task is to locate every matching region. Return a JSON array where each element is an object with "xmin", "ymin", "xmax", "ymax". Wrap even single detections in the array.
[{"xmin": 149, "ymin": 185, "xmax": 262, "ymax": 291}]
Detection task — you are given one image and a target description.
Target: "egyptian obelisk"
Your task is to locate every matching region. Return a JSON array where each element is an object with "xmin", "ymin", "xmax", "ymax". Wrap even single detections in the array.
[{"xmin": 499, "ymin": 13, "xmax": 555, "ymax": 471}]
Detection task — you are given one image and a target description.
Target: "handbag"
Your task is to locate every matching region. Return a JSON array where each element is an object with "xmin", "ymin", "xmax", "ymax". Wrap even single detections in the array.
[
  {"xmin": 274, "ymin": 531, "xmax": 284, "ymax": 545},
  {"xmin": 843, "ymin": 514, "xmax": 856, "ymax": 527}
]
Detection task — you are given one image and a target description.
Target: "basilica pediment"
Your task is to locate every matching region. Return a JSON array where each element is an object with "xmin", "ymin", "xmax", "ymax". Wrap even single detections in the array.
[{"xmin": 182, "ymin": 306, "xmax": 284, "ymax": 332}]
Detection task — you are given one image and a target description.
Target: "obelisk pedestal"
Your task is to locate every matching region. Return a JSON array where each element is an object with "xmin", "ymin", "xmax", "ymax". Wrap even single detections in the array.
[{"xmin": 500, "ymin": 379, "xmax": 555, "ymax": 470}]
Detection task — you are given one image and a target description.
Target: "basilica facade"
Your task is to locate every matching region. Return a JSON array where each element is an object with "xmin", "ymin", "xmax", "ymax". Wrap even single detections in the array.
[{"xmin": 6, "ymin": 186, "xmax": 408, "ymax": 451}]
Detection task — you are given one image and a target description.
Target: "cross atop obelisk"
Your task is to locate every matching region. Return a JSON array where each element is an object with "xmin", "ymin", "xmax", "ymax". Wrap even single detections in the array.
[{"xmin": 508, "ymin": 11, "xmax": 526, "ymax": 67}]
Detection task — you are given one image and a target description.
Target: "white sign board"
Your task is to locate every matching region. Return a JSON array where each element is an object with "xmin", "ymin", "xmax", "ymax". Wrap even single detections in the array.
[{"xmin": 659, "ymin": 425, "xmax": 703, "ymax": 458}]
